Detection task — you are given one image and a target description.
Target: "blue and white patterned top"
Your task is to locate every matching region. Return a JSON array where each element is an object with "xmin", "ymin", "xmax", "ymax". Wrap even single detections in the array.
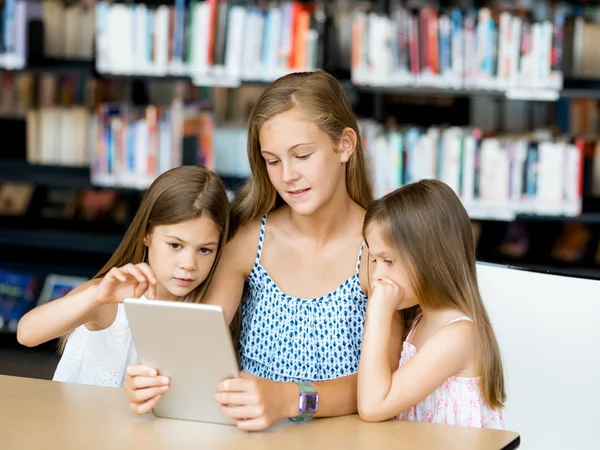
[{"xmin": 239, "ymin": 215, "xmax": 368, "ymax": 382}]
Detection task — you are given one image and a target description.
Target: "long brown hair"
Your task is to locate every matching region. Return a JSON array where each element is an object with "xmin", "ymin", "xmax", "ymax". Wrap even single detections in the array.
[
  {"xmin": 363, "ymin": 179, "xmax": 505, "ymax": 409},
  {"xmin": 59, "ymin": 166, "xmax": 229, "ymax": 352},
  {"xmin": 229, "ymin": 70, "xmax": 373, "ymax": 237}
]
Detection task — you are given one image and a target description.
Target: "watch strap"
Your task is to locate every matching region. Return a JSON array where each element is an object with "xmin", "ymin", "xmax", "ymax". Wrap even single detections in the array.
[{"xmin": 289, "ymin": 382, "xmax": 318, "ymax": 422}]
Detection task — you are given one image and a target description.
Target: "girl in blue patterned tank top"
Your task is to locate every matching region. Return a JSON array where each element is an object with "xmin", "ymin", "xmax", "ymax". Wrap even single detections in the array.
[{"xmin": 124, "ymin": 72, "xmax": 403, "ymax": 431}]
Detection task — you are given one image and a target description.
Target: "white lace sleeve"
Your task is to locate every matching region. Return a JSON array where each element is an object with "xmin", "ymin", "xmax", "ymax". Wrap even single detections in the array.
[{"xmin": 52, "ymin": 304, "xmax": 139, "ymax": 388}]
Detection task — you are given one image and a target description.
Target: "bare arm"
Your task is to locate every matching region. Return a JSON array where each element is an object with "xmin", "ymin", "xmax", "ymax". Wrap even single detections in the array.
[
  {"xmin": 17, "ymin": 263, "xmax": 157, "ymax": 348},
  {"xmin": 360, "ymin": 247, "xmax": 404, "ymax": 371},
  {"xmin": 215, "ymin": 370, "xmax": 359, "ymax": 431},
  {"xmin": 281, "ymin": 373, "xmax": 358, "ymax": 419},
  {"xmin": 387, "ymin": 311, "xmax": 404, "ymax": 370},
  {"xmin": 202, "ymin": 219, "xmax": 261, "ymax": 323},
  {"xmin": 358, "ymin": 302, "xmax": 475, "ymax": 422},
  {"xmin": 16, "ymin": 279, "xmax": 114, "ymax": 347}
]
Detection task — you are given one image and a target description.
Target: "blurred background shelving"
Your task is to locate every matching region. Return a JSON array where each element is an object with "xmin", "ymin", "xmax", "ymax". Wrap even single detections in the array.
[{"xmin": 5, "ymin": 0, "xmax": 600, "ymax": 376}]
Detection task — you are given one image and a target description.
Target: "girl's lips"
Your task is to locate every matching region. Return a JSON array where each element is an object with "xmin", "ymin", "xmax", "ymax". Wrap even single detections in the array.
[
  {"xmin": 288, "ymin": 188, "xmax": 310, "ymax": 197},
  {"xmin": 175, "ymin": 278, "xmax": 194, "ymax": 286}
]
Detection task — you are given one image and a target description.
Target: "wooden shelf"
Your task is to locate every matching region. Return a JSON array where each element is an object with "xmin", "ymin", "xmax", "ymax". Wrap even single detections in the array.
[
  {"xmin": 470, "ymin": 213, "xmax": 600, "ymax": 224},
  {"xmin": 0, "ymin": 161, "xmax": 92, "ymax": 189},
  {"xmin": 0, "ymin": 160, "xmax": 246, "ymax": 192},
  {"xmin": 0, "ymin": 228, "xmax": 121, "ymax": 255},
  {"xmin": 0, "ymin": 58, "xmax": 94, "ymax": 76},
  {"xmin": 346, "ymin": 78, "xmax": 600, "ymax": 100}
]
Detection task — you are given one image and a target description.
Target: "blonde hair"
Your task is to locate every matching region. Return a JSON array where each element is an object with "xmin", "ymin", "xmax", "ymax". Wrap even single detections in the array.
[
  {"xmin": 229, "ymin": 71, "xmax": 373, "ymax": 236},
  {"xmin": 363, "ymin": 179, "xmax": 505, "ymax": 409},
  {"xmin": 58, "ymin": 166, "xmax": 230, "ymax": 352}
]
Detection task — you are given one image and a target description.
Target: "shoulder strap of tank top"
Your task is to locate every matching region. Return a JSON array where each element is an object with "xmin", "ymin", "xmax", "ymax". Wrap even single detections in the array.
[
  {"xmin": 445, "ymin": 316, "xmax": 474, "ymax": 325},
  {"xmin": 405, "ymin": 315, "xmax": 422, "ymax": 344},
  {"xmin": 355, "ymin": 241, "xmax": 365, "ymax": 275},
  {"xmin": 437, "ymin": 316, "xmax": 474, "ymax": 332},
  {"xmin": 407, "ymin": 315, "xmax": 472, "ymax": 344},
  {"xmin": 255, "ymin": 215, "xmax": 267, "ymax": 265}
]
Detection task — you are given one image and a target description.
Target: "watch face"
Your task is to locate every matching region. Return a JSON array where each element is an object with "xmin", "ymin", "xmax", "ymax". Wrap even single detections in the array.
[{"xmin": 304, "ymin": 394, "xmax": 318, "ymax": 412}]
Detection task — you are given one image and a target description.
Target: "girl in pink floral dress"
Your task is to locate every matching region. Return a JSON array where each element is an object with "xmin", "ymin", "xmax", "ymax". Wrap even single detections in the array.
[{"xmin": 357, "ymin": 180, "xmax": 505, "ymax": 429}]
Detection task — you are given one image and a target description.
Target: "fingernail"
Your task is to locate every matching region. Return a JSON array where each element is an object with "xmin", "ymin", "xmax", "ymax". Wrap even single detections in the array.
[
  {"xmin": 160, "ymin": 376, "xmax": 169, "ymax": 384},
  {"xmin": 160, "ymin": 385, "xmax": 169, "ymax": 392},
  {"xmin": 149, "ymin": 369, "xmax": 157, "ymax": 377}
]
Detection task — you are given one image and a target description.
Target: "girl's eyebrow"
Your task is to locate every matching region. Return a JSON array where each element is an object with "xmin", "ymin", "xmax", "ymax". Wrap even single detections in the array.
[
  {"xmin": 373, "ymin": 251, "xmax": 393, "ymax": 258},
  {"xmin": 164, "ymin": 235, "xmax": 218, "ymax": 246},
  {"xmin": 261, "ymin": 142, "xmax": 314, "ymax": 156}
]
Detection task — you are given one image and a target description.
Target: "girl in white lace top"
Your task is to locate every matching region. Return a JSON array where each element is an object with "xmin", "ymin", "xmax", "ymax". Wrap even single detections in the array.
[
  {"xmin": 17, "ymin": 166, "xmax": 230, "ymax": 391},
  {"xmin": 357, "ymin": 179, "xmax": 506, "ymax": 429}
]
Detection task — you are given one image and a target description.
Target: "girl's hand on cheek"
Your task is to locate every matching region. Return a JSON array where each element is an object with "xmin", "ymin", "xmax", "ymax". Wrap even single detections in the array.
[{"xmin": 370, "ymin": 277, "xmax": 406, "ymax": 312}]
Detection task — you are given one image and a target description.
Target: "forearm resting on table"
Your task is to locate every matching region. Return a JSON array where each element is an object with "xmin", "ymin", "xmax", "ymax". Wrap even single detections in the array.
[
  {"xmin": 357, "ymin": 309, "xmax": 395, "ymax": 419},
  {"xmin": 283, "ymin": 373, "xmax": 358, "ymax": 419}
]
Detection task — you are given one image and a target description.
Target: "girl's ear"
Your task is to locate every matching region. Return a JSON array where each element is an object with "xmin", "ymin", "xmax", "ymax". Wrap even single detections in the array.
[
  {"xmin": 338, "ymin": 127, "xmax": 358, "ymax": 164},
  {"xmin": 143, "ymin": 232, "xmax": 151, "ymax": 247}
]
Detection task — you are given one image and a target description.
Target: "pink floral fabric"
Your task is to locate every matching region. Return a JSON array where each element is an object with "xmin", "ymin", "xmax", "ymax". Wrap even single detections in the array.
[{"xmin": 395, "ymin": 328, "xmax": 505, "ymax": 429}]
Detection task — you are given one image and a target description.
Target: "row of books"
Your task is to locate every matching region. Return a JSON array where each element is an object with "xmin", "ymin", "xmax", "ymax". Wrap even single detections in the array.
[
  {"xmin": 91, "ymin": 101, "xmax": 185, "ymax": 189},
  {"xmin": 0, "ymin": 71, "xmax": 203, "ymax": 115},
  {"xmin": 13, "ymin": 101, "xmax": 598, "ymax": 221},
  {"xmin": 96, "ymin": 0, "xmax": 325, "ymax": 86},
  {"xmin": 91, "ymin": 104, "xmax": 251, "ymax": 189},
  {"xmin": 1, "ymin": 73, "xmax": 96, "ymax": 169},
  {"xmin": 40, "ymin": 0, "xmax": 95, "ymax": 61},
  {"xmin": 27, "ymin": 106, "xmax": 90, "ymax": 166},
  {"xmin": 0, "ymin": 0, "xmax": 94, "ymax": 70},
  {"xmin": 88, "ymin": 113, "xmax": 595, "ymax": 221},
  {"xmin": 351, "ymin": 5, "xmax": 568, "ymax": 95},
  {"xmin": 360, "ymin": 121, "xmax": 590, "ymax": 220}
]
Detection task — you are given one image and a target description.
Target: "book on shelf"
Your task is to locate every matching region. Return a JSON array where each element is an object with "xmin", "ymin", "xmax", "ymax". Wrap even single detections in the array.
[
  {"xmin": 213, "ymin": 125, "xmax": 250, "ymax": 179},
  {"xmin": 0, "ymin": 267, "xmax": 37, "ymax": 333},
  {"xmin": 0, "ymin": 0, "xmax": 43, "ymax": 70},
  {"xmin": 0, "ymin": 181, "xmax": 34, "ymax": 216},
  {"xmin": 359, "ymin": 120, "xmax": 595, "ymax": 221},
  {"xmin": 41, "ymin": 0, "xmax": 95, "ymax": 60},
  {"xmin": 94, "ymin": 0, "xmax": 326, "ymax": 85},
  {"xmin": 37, "ymin": 274, "xmax": 87, "ymax": 307},
  {"xmin": 350, "ymin": 3, "xmax": 579, "ymax": 96},
  {"xmin": 0, "ymin": 0, "xmax": 94, "ymax": 70},
  {"xmin": 0, "ymin": 269, "xmax": 87, "ymax": 333}
]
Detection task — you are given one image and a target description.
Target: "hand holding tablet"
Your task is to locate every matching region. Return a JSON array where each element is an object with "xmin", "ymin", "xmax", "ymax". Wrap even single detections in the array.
[{"xmin": 123, "ymin": 298, "xmax": 239, "ymax": 425}]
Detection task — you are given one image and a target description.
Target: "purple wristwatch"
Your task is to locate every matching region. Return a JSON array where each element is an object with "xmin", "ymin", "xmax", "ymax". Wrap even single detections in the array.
[{"xmin": 289, "ymin": 382, "xmax": 318, "ymax": 422}]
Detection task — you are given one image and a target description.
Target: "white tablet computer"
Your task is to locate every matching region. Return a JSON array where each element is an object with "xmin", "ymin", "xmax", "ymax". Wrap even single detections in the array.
[{"xmin": 123, "ymin": 298, "xmax": 239, "ymax": 425}]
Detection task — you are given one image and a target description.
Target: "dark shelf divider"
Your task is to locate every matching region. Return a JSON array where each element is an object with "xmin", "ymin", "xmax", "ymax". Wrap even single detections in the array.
[
  {"xmin": 0, "ymin": 160, "xmax": 247, "ymax": 192},
  {"xmin": 0, "ymin": 228, "xmax": 121, "ymax": 255},
  {"xmin": 0, "ymin": 161, "xmax": 92, "ymax": 189}
]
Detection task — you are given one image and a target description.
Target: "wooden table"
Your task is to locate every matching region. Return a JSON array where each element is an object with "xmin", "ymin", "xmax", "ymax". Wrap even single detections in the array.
[{"xmin": 1, "ymin": 375, "xmax": 520, "ymax": 450}]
